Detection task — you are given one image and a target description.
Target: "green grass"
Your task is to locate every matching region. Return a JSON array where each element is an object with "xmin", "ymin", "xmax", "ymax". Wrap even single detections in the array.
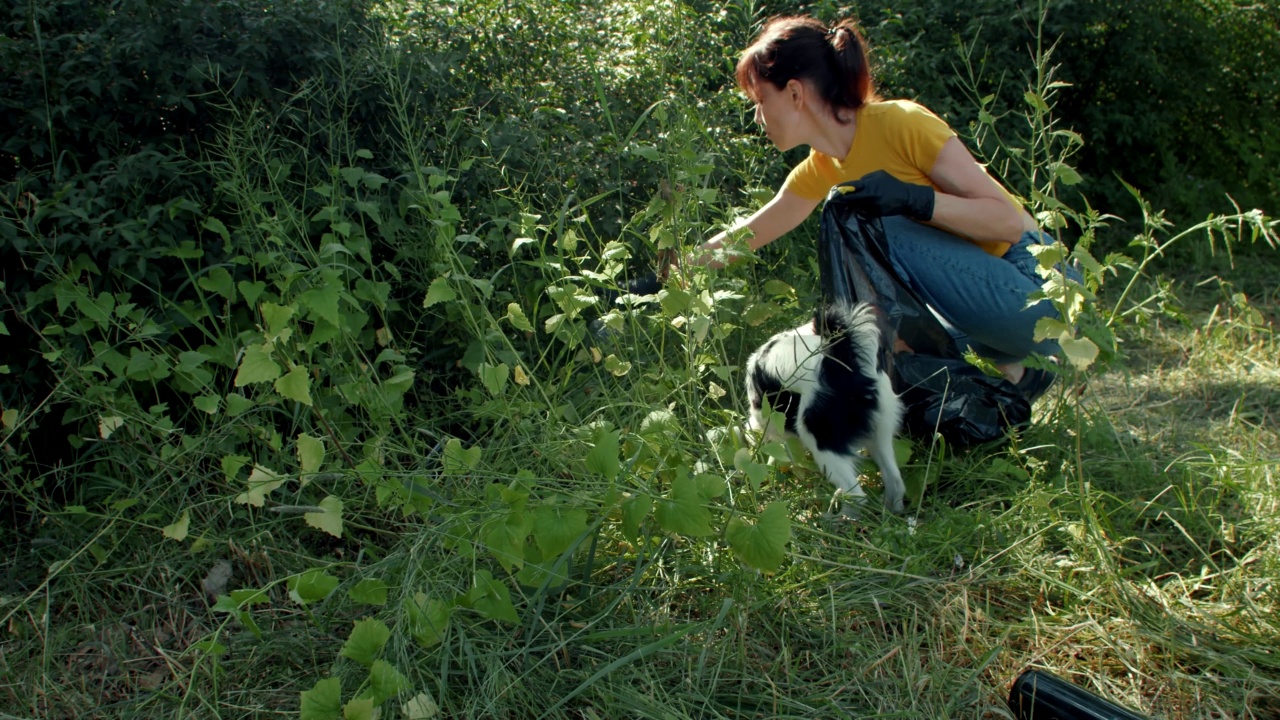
[{"xmin": 2, "ymin": 1, "xmax": 1278, "ymax": 719}]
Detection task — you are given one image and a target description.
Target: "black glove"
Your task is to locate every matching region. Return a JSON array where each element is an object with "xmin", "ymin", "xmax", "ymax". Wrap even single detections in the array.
[{"xmin": 831, "ymin": 170, "xmax": 935, "ymax": 221}]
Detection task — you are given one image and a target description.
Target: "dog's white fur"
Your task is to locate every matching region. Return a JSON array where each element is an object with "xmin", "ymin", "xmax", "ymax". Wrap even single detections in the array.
[{"xmin": 745, "ymin": 302, "xmax": 905, "ymax": 515}]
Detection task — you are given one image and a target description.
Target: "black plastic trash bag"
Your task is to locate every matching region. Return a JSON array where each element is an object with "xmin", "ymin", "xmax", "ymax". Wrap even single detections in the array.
[{"xmin": 818, "ymin": 192, "xmax": 1031, "ymax": 448}]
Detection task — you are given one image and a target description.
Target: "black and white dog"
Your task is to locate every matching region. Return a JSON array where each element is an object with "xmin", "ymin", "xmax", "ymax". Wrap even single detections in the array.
[{"xmin": 745, "ymin": 302, "xmax": 905, "ymax": 516}]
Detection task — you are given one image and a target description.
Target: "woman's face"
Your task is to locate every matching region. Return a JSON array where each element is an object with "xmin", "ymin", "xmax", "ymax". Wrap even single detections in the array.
[{"xmin": 751, "ymin": 80, "xmax": 803, "ymax": 151}]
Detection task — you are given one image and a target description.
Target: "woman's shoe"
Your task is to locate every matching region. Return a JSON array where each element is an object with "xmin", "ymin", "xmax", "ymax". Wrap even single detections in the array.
[{"xmin": 1015, "ymin": 366, "xmax": 1057, "ymax": 403}]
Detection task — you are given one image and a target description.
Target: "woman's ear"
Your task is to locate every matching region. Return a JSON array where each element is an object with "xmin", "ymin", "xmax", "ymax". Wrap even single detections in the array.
[{"xmin": 785, "ymin": 78, "xmax": 806, "ymax": 108}]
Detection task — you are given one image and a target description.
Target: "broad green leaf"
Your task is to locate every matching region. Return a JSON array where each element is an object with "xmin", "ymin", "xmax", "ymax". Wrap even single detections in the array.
[
  {"xmin": 726, "ymin": 502, "xmax": 791, "ymax": 573},
  {"xmin": 1060, "ymin": 335, "xmax": 1099, "ymax": 370},
  {"xmin": 733, "ymin": 448, "xmax": 768, "ymax": 491},
  {"xmin": 239, "ymin": 280, "xmax": 267, "ymax": 307},
  {"xmin": 297, "ymin": 433, "xmax": 325, "ymax": 477},
  {"xmin": 621, "ymin": 493, "xmax": 651, "ymax": 541},
  {"xmin": 584, "ymin": 425, "xmax": 620, "ymax": 481},
  {"xmin": 442, "ymin": 438, "xmax": 481, "ymax": 475},
  {"xmin": 1052, "ymin": 162, "xmax": 1083, "ymax": 185},
  {"xmin": 654, "ymin": 474, "xmax": 714, "ymax": 537},
  {"xmin": 402, "ymin": 693, "xmax": 440, "ymax": 720},
  {"xmin": 234, "ymin": 344, "xmax": 281, "ymax": 386},
  {"xmin": 289, "ymin": 568, "xmax": 340, "ymax": 605},
  {"xmin": 478, "ymin": 362, "xmax": 509, "ymax": 396},
  {"xmin": 1033, "ymin": 317, "xmax": 1071, "ymax": 343},
  {"xmin": 162, "ymin": 511, "xmax": 190, "ymax": 541},
  {"xmin": 532, "ymin": 505, "xmax": 588, "ymax": 558},
  {"xmin": 305, "ymin": 496, "xmax": 344, "ymax": 538},
  {"xmin": 228, "ymin": 588, "xmax": 270, "ymax": 608},
  {"xmin": 347, "ymin": 578, "xmax": 388, "ymax": 607},
  {"xmin": 366, "ymin": 659, "xmax": 410, "ymax": 705},
  {"xmin": 300, "ymin": 677, "xmax": 342, "ymax": 720},
  {"xmin": 693, "ymin": 473, "xmax": 727, "ymax": 500},
  {"xmin": 193, "ymin": 395, "xmax": 220, "ymax": 414},
  {"xmin": 342, "ymin": 698, "xmax": 375, "ymax": 720},
  {"xmin": 299, "ymin": 287, "xmax": 341, "ymax": 328},
  {"xmin": 198, "ymin": 267, "xmax": 236, "ymax": 301},
  {"xmin": 340, "ymin": 618, "xmax": 391, "ymax": 667},
  {"xmin": 260, "ymin": 302, "xmax": 294, "ymax": 336},
  {"xmin": 423, "ymin": 278, "xmax": 456, "ymax": 308},
  {"xmin": 221, "ymin": 454, "xmax": 250, "ymax": 482},
  {"xmin": 234, "ymin": 465, "xmax": 285, "ymax": 507},
  {"xmin": 274, "ymin": 364, "xmax": 313, "ymax": 406},
  {"xmin": 403, "ymin": 593, "xmax": 452, "ymax": 648},
  {"xmin": 202, "ymin": 216, "xmax": 232, "ymax": 246},
  {"xmin": 1, "ymin": 408, "xmax": 18, "ymax": 429},
  {"xmin": 225, "ymin": 393, "xmax": 255, "ymax": 416},
  {"xmin": 483, "ymin": 512, "xmax": 531, "ymax": 572},
  {"xmin": 468, "ymin": 570, "xmax": 519, "ymax": 624},
  {"xmin": 98, "ymin": 414, "xmax": 125, "ymax": 439},
  {"xmin": 603, "ymin": 354, "xmax": 631, "ymax": 377},
  {"xmin": 504, "ymin": 303, "xmax": 534, "ymax": 332}
]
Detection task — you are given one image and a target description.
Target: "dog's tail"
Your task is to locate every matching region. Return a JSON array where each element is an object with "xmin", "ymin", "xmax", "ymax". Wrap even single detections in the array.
[{"xmin": 814, "ymin": 302, "xmax": 885, "ymax": 375}]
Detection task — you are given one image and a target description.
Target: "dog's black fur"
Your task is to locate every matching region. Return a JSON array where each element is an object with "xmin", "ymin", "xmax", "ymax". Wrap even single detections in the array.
[{"xmin": 745, "ymin": 302, "xmax": 905, "ymax": 515}]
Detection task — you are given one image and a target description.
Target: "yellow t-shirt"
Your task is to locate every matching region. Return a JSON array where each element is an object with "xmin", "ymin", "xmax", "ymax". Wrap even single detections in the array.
[{"xmin": 782, "ymin": 99, "xmax": 1017, "ymax": 256}]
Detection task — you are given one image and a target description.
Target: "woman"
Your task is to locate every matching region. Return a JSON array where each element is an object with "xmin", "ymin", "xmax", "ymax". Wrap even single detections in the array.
[{"xmin": 685, "ymin": 16, "xmax": 1071, "ymax": 400}]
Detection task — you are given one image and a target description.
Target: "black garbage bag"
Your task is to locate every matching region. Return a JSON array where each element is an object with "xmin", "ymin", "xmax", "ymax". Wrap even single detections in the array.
[{"xmin": 818, "ymin": 192, "xmax": 1031, "ymax": 447}]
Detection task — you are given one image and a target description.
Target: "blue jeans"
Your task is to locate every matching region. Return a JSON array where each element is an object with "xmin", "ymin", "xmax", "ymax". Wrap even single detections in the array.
[{"xmin": 881, "ymin": 216, "xmax": 1080, "ymax": 365}]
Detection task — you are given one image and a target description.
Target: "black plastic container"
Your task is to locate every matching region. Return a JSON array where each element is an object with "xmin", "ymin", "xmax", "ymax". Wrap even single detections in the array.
[{"xmin": 1008, "ymin": 669, "xmax": 1150, "ymax": 720}]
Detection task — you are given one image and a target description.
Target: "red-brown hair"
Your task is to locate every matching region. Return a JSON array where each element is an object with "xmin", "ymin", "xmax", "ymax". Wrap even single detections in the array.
[{"xmin": 735, "ymin": 17, "xmax": 877, "ymax": 124}]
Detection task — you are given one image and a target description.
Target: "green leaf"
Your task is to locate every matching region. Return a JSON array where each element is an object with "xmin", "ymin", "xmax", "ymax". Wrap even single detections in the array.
[
  {"xmin": 404, "ymin": 593, "xmax": 452, "ymax": 648},
  {"xmin": 274, "ymin": 364, "xmax": 313, "ymax": 405},
  {"xmin": 584, "ymin": 425, "xmax": 620, "ymax": 481},
  {"xmin": 423, "ymin": 278, "xmax": 456, "ymax": 308},
  {"xmin": 234, "ymin": 344, "xmax": 281, "ymax": 386},
  {"xmin": 483, "ymin": 512, "xmax": 531, "ymax": 572},
  {"xmin": 162, "ymin": 511, "xmax": 190, "ymax": 541},
  {"xmin": 725, "ymin": 502, "xmax": 791, "ymax": 573},
  {"xmin": 603, "ymin": 354, "xmax": 631, "ymax": 377},
  {"xmin": 366, "ymin": 659, "xmax": 410, "ymax": 705},
  {"xmin": 300, "ymin": 677, "xmax": 342, "ymax": 720},
  {"xmin": 340, "ymin": 618, "xmax": 391, "ymax": 667},
  {"xmin": 621, "ymin": 493, "xmax": 651, "ymax": 541},
  {"xmin": 654, "ymin": 474, "xmax": 714, "ymax": 537},
  {"xmin": 532, "ymin": 505, "xmax": 588, "ymax": 559},
  {"xmin": 1033, "ymin": 317, "xmax": 1071, "ymax": 343},
  {"xmin": 299, "ymin": 286, "xmax": 341, "ymax": 328},
  {"xmin": 442, "ymin": 438, "xmax": 481, "ymax": 474},
  {"xmin": 289, "ymin": 568, "xmax": 340, "ymax": 605},
  {"xmin": 297, "ymin": 433, "xmax": 325, "ymax": 477},
  {"xmin": 733, "ymin": 448, "xmax": 768, "ymax": 491},
  {"xmin": 468, "ymin": 570, "xmax": 519, "ymax": 624},
  {"xmin": 504, "ymin": 303, "xmax": 534, "ymax": 332},
  {"xmin": 260, "ymin": 302, "xmax": 294, "ymax": 336},
  {"xmin": 198, "ymin": 267, "xmax": 236, "ymax": 301},
  {"xmin": 402, "ymin": 693, "xmax": 440, "ymax": 720},
  {"xmin": 1060, "ymin": 335, "xmax": 1099, "ymax": 370},
  {"xmin": 225, "ymin": 393, "xmax": 255, "ymax": 416},
  {"xmin": 478, "ymin": 362, "xmax": 509, "ymax": 396},
  {"xmin": 342, "ymin": 697, "xmax": 375, "ymax": 720},
  {"xmin": 239, "ymin": 280, "xmax": 267, "ymax": 307},
  {"xmin": 193, "ymin": 395, "xmax": 220, "ymax": 414},
  {"xmin": 305, "ymin": 496, "xmax": 344, "ymax": 538},
  {"xmin": 347, "ymin": 579, "xmax": 389, "ymax": 607},
  {"xmin": 234, "ymin": 465, "xmax": 286, "ymax": 507}
]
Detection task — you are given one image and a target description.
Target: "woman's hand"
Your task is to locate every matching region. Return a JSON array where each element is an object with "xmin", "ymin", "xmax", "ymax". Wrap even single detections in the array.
[{"xmin": 830, "ymin": 170, "xmax": 935, "ymax": 220}]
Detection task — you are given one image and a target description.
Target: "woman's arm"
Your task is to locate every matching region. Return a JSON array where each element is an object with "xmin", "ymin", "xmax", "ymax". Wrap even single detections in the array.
[
  {"xmin": 927, "ymin": 137, "xmax": 1035, "ymax": 245},
  {"xmin": 686, "ymin": 189, "xmax": 820, "ymax": 269}
]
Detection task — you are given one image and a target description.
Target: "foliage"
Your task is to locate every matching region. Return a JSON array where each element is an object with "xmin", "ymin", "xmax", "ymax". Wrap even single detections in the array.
[{"xmin": 1, "ymin": 0, "xmax": 1278, "ymax": 718}]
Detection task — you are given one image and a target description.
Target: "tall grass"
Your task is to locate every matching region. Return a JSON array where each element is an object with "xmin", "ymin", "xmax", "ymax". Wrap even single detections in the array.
[{"xmin": 1, "ymin": 1, "xmax": 1277, "ymax": 719}]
